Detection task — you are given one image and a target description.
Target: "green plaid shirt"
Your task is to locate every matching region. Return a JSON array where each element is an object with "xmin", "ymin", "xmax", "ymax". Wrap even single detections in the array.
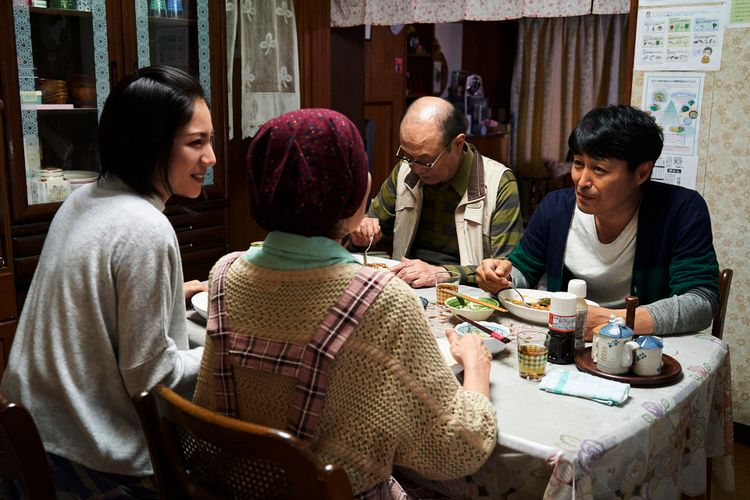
[{"xmin": 368, "ymin": 145, "xmax": 523, "ymax": 284}]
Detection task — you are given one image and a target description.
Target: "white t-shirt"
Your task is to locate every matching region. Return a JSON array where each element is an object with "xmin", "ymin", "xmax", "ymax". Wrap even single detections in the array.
[{"xmin": 564, "ymin": 206, "xmax": 638, "ymax": 308}]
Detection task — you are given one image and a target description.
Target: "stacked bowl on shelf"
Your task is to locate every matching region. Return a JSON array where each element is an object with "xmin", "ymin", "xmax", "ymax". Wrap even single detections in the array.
[{"xmin": 38, "ymin": 78, "xmax": 68, "ymax": 104}]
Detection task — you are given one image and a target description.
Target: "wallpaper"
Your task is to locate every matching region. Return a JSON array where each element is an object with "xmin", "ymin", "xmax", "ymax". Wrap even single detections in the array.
[{"xmin": 632, "ymin": 27, "xmax": 750, "ymax": 425}]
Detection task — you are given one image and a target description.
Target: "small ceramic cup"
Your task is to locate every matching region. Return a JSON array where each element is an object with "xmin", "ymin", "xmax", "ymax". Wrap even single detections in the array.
[{"xmin": 627, "ymin": 336, "xmax": 664, "ymax": 376}]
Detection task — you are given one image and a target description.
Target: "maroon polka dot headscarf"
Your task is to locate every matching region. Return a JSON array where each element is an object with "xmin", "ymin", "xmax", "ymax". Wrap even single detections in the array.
[{"xmin": 247, "ymin": 109, "xmax": 369, "ymax": 237}]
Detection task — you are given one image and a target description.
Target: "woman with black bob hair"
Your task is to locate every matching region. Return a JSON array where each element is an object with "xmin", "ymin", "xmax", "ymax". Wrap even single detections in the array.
[{"xmin": 0, "ymin": 66, "xmax": 212, "ymax": 498}]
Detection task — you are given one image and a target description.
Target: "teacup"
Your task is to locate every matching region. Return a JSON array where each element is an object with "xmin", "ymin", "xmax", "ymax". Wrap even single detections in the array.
[
  {"xmin": 626, "ymin": 336, "xmax": 664, "ymax": 376},
  {"xmin": 592, "ymin": 316, "xmax": 636, "ymax": 375}
]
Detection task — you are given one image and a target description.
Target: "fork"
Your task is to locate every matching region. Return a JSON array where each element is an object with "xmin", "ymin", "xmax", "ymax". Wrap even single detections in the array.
[
  {"xmin": 509, "ymin": 277, "xmax": 531, "ymax": 307},
  {"xmin": 363, "ymin": 235, "xmax": 374, "ymax": 266}
]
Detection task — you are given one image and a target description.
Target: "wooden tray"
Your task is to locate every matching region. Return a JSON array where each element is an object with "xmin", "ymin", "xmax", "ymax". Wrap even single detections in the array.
[{"xmin": 574, "ymin": 347, "xmax": 682, "ymax": 387}]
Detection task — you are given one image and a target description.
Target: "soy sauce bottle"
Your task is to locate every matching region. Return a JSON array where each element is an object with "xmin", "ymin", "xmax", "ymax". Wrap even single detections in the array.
[{"xmin": 546, "ymin": 292, "xmax": 576, "ymax": 364}]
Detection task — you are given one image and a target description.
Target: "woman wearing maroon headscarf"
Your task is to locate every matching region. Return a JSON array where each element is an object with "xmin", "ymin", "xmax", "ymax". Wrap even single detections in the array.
[{"xmin": 193, "ymin": 109, "xmax": 496, "ymax": 497}]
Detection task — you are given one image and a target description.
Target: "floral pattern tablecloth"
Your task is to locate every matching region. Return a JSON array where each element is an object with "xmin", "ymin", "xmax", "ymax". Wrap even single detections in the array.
[{"xmin": 425, "ymin": 302, "xmax": 734, "ymax": 499}]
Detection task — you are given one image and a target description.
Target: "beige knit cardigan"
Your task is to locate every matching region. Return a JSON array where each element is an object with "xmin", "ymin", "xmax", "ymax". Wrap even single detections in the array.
[{"xmin": 193, "ymin": 257, "xmax": 497, "ymax": 494}]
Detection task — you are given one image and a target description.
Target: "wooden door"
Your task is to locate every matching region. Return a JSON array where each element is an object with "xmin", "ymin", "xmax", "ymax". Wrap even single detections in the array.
[{"xmin": 364, "ymin": 26, "xmax": 406, "ymax": 198}]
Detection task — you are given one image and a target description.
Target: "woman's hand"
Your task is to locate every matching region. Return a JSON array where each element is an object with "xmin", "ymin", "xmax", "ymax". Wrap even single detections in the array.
[
  {"xmin": 183, "ymin": 280, "xmax": 208, "ymax": 301},
  {"xmin": 476, "ymin": 259, "xmax": 513, "ymax": 294},
  {"xmin": 446, "ymin": 328, "xmax": 492, "ymax": 397}
]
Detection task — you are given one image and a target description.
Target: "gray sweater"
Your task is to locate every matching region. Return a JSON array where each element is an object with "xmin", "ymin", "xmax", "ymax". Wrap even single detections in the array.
[{"xmin": 1, "ymin": 178, "xmax": 203, "ymax": 476}]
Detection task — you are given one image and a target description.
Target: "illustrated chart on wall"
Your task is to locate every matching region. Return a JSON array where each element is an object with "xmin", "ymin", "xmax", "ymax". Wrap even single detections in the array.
[
  {"xmin": 641, "ymin": 72, "xmax": 705, "ymax": 189},
  {"xmin": 635, "ymin": 2, "xmax": 729, "ymax": 71}
]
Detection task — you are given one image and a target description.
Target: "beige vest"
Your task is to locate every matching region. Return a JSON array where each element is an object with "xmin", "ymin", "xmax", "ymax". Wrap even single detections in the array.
[{"xmin": 392, "ymin": 146, "xmax": 509, "ymax": 265}]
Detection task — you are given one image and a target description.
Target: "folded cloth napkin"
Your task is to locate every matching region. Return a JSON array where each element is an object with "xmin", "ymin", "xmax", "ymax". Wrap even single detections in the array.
[{"xmin": 539, "ymin": 370, "xmax": 630, "ymax": 406}]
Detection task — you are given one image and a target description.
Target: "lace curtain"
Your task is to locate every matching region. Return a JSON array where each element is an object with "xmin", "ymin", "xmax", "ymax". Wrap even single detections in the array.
[
  {"xmin": 226, "ymin": 1, "xmax": 300, "ymax": 139},
  {"xmin": 331, "ymin": 0, "xmax": 630, "ymax": 26}
]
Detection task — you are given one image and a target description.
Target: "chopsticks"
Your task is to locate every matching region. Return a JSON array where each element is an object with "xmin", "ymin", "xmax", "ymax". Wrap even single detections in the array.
[
  {"xmin": 441, "ymin": 288, "xmax": 508, "ymax": 313},
  {"xmin": 456, "ymin": 314, "xmax": 511, "ymax": 344}
]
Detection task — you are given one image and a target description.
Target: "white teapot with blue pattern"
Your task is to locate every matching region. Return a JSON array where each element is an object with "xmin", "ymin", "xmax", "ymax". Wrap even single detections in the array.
[{"xmin": 592, "ymin": 315, "xmax": 636, "ymax": 374}]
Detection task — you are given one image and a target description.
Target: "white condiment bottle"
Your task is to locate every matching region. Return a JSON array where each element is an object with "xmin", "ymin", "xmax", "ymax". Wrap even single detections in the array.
[{"xmin": 567, "ymin": 279, "xmax": 588, "ymax": 352}]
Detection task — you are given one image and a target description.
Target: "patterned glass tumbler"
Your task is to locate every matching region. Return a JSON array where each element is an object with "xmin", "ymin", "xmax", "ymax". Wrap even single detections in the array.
[{"xmin": 517, "ymin": 331, "xmax": 548, "ymax": 380}]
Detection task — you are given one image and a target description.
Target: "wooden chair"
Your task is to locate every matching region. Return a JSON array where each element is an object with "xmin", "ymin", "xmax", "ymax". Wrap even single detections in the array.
[
  {"xmin": 134, "ymin": 385, "xmax": 353, "ymax": 500},
  {"xmin": 0, "ymin": 393, "xmax": 56, "ymax": 500},
  {"xmin": 711, "ymin": 268, "xmax": 733, "ymax": 340}
]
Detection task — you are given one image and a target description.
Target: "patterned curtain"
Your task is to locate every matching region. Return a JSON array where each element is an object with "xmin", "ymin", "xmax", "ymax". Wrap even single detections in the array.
[
  {"xmin": 226, "ymin": 0, "xmax": 300, "ymax": 139},
  {"xmin": 510, "ymin": 14, "xmax": 628, "ymax": 178},
  {"xmin": 331, "ymin": 0, "xmax": 630, "ymax": 26}
]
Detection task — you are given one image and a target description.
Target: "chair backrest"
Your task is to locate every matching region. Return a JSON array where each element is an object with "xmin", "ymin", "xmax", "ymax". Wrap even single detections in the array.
[
  {"xmin": 711, "ymin": 268, "xmax": 734, "ymax": 340},
  {"xmin": 134, "ymin": 385, "xmax": 353, "ymax": 500},
  {"xmin": 0, "ymin": 394, "xmax": 56, "ymax": 500}
]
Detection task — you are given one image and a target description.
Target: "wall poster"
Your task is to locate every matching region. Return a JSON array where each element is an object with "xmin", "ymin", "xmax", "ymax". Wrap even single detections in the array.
[
  {"xmin": 641, "ymin": 72, "xmax": 705, "ymax": 189},
  {"xmin": 634, "ymin": 3, "xmax": 729, "ymax": 70}
]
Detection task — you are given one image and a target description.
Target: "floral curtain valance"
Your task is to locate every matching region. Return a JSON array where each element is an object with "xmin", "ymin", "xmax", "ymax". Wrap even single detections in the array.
[{"xmin": 331, "ymin": 0, "xmax": 631, "ymax": 27}]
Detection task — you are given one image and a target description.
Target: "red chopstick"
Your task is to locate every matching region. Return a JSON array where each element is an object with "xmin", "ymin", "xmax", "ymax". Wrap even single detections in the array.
[{"xmin": 456, "ymin": 314, "xmax": 511, "ymax": 343}]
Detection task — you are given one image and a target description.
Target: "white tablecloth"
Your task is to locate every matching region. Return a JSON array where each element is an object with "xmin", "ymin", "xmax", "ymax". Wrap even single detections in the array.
[{"xmin": 187, "ymin": 285, "xmax": 734, "ymax": 498}]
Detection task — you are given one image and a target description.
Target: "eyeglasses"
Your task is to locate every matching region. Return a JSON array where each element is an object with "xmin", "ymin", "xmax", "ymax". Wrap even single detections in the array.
[{"xmin": 395, "ymin": 141, "xmax": 451, "ymax": 170}]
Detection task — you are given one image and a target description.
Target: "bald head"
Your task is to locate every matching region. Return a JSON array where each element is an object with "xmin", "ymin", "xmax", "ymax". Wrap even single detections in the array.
[
  {"xmin": 398, "ymin": 97, "xmax": 468, "ymax": 185},
  {"xmin": 401, "ymin": 97, "xmax": 465, "ymax": 146}
]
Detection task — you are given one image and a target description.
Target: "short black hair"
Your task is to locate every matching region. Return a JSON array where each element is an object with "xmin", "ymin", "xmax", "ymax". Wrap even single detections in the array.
[
  {"xmin": 440, "ymin": 101, "xmax": 468, "ymax": 145},
  {"xmin": 98, "ymin": 66, "xmax": 206, "ymax": 197},
  {"xmin": 567, "ymin": 105, "xmax": 664, "ymax": 170}
]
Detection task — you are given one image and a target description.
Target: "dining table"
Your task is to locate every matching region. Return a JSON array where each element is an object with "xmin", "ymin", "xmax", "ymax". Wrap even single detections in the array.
[{"xmin": 186, "ymin": 282, "xmax": 734, "ymax": 499}]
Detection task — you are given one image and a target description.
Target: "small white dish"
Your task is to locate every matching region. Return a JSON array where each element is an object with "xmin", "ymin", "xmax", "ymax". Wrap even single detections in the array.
[
  {"xmin": 191, "ymin": 291, "xmax": 209, "ymax": 319},
  {"xmin": 454, "ymin": 321, "xmax": 509, "ymax": 355}
]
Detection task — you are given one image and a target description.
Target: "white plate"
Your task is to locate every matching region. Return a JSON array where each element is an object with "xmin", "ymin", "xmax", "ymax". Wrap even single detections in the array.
[
  {"xmin": 191, "ymin": 291, "xmax": 209, "ymax": 319},
  {"xmin": 498, "ymin": 288, "xmax": 598, "ymax": 325},
  {"xmin": 352, "ymin": 254, "xmax": 401, "ymax": 268},
  {"xmin": 455, "ymin": 321, "xmax": 509, "ymax": 355},
  {"xmin": 62, "ymin": 170, "xmax": 98, "ymax": 182}
]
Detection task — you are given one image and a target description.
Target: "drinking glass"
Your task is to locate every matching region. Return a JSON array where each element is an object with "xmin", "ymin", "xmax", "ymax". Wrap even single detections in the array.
[
  {"xmin": 517, "ymin": 330, "xmax": 548, "ymax": 380},
  {"xmin": 435, "ymin": 271, "xmax": 460, "ymax": 305}
]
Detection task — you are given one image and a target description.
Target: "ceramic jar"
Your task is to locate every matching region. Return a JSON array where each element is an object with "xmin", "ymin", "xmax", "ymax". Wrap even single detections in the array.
[{"xmin": 592, "ymin": 315, "xmax": 636, "ymax": 375}]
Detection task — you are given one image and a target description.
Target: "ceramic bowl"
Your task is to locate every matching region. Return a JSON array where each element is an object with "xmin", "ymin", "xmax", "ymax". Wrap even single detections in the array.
[
  {"xmin": 191, "ymin": 291, "xmax": 208, "ymax": 319},
  {"xmin": 498, "ymin": 288, "xmax": 598, "ymax": 325},
  {"xmin": 455, "ymin": 321, "xmax": 509, "ymax": 355},
  {"xmin": 444, "ymin": 296, "xmax": 499, "ymax": 321}
]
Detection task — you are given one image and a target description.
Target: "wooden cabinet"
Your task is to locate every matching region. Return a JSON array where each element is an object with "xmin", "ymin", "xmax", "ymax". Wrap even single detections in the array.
[
  {"xmin": 0, "ymin": 1, "xmax": 228, "ymax": 365},
  {"xmin": 405, "ymin": 24, "xmax": 447, "ymax": 106}
]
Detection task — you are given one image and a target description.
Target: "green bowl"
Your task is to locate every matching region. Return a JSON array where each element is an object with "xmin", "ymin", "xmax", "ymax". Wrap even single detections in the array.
[{"xmin": 445, "ymin": 296, "xmax": 499, "ymax": 321}]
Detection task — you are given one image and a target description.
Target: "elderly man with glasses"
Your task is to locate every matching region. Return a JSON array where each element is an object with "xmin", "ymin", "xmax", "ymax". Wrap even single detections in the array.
[{"xmin": 352, "ymin": 96, "xmax": 523, "ymax": 287}]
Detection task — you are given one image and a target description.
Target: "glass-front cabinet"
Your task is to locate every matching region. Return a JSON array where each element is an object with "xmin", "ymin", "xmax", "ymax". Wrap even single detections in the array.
[
  {"xmin": 2, "ymin": 0, "xmax": 225, "ymax": 220},
  {"xmin": 0, "ymin": 0, "xmax": 228, "ymax": 306}
]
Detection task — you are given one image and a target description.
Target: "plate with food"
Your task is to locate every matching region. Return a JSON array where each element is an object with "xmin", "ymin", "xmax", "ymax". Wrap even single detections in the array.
[
  {"xmin": 353, "ymin": 254, "xmax": 400, "ymax": 270},
  {"xmin": 498, "ymin": 289, "xmax": 598, "ymax": 325}
]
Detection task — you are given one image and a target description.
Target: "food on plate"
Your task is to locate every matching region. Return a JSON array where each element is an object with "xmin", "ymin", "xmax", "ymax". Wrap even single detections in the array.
[{"xmin": 511, "ymin": 296, "xmax": 551, "ymax": 311}]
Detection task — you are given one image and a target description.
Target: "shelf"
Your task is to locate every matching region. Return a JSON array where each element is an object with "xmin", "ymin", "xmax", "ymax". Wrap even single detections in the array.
[
  {"xmin": 30, "ymin": 7, "xmax": 92, "ymax": 18},
  {"xmin": 148, "ymin": 16, "xmax": 197, "ymax": 27},
  {"xmin": 20, "ymin": 104, "xmax": 96, "ymax": 113}
]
